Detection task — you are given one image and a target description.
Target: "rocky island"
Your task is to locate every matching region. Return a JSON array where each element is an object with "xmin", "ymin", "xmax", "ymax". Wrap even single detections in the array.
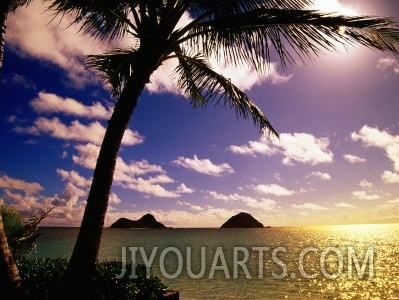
[
  {"xmin": 221, "ymin": 212, "xmax": 265, "ymax": 228},
  {"xmin": 110, "ymin": 213, "xmax": 167, "ymax": 228}
]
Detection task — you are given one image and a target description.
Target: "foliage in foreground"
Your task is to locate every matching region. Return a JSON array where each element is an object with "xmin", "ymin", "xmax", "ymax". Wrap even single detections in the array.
[
  {"xmin": 1, "ymin": 204, "xmax": 52, "ymax": 259},
  {"xmin": 17, "ymin": 258, "xmax": 167, "ymax": 300}
]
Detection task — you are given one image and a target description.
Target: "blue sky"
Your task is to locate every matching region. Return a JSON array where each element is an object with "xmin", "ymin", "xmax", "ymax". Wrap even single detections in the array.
[{"xmin": 0, "ymin": 0, "xmax": 398, "ymax": 227}]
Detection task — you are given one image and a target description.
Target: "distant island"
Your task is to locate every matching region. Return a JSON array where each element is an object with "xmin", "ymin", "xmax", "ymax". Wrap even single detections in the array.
[
  {"xmin": 221, "ymin": 212, "xmax": 265, "ymax": 228},
  {"xmin": 110, "ymin": 213, "xmax": 167, "ymax": 228}
]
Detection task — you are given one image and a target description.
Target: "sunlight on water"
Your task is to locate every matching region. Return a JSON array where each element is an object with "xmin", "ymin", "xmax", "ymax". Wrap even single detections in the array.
[{"xmin": 34, "ymin": 224, "xmax": 399, "ymax": 299}]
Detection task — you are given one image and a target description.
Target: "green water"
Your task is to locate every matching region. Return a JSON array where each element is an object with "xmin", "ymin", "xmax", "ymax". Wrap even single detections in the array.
[{"xmin": 33, "ymin": 224, "xmax": 399, "ymax": 299}]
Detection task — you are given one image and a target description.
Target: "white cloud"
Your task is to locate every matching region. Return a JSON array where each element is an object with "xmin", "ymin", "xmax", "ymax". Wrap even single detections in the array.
[
  {"xmin": 292, "ymin": 202, "xmax": 329, "ymax": 211},
  {"xmin": 14, "ymin": 117, "xmax": 144, "ymax": 146},
  {"xmin": 351, "ymin": 125, "xmax": 398, "ymax": 148},
  {"xmin": 228, "ymin": 140, "xmax": 277, "ymax": 156},
  {"xmin": 6, "ymin": 0, "xmax": 108, "ymax": 87},
  {"xmin": 352, "ymin": 190, "xmax": 380, "ymax": 200},
  {"xmin": 306, "ymin": 172, "xmax": 332, "ymax": 181},
  {"xmin": 343, "ymin": 154, "xmax": 366, "ymax": 164},
  {"xmin": 228, "ymin": 132, "xmax": 333, "ymax": 166},
  {"xmin": 255, "ymin": 184, "xmax": 295, "ymax": 196},
  {"xmin": 381, "ymin": 170, "xmax": 399, "ymax": 184},
  {"xmin": 109, "ymin": 193, "xmax": 122, "ymax": 205},
  {"xmin": 122, "ymin": 177, "xmax": 180, "ymax": 198},
  {"xmin": 176, "ymin": 183, "xmax": 195, "ymax": 194},
  {"xmin": 71, "ymin": 143, "xmax": 187, "ymax": 198},
  {"xmin": 56, "ymin": 169, "xmax": 91, "ymax": 188},
  {"xmin": 73, "ymin": 143, "xmax": 100, "ymax": 169},
  {"xmin": 173, "ymin": 155, "xmax": 234, "ymax": 177},
  {"xmin": 352, "ymin": 125, "xmax": 399, "ymax": 172},
  {"xmin": 0, "ymin": 175, "xmax": 43, "ymax": 194},
  {"xmin": 387, "ymin": 143, "xmax": 399, "ymax": 172},
  {"xmin": 279, "ymin": 133, "xmax": 333, "ymax": 166},
  {"xmin": 1, "ymin": 189, "xmax": 46, "ymax": 213},
  {"xmin": 377, "ymin": 57, "xmax": 399, "ymax": 75},
  {"xmin": 31, "ymin": 92, "xmax": 113, "ymax": 119}
]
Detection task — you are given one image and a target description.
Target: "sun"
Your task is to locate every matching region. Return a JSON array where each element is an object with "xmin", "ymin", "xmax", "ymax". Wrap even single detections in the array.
[{"xmin": 310, "ymin": 0, "xmax": 358, "ymax": 16}]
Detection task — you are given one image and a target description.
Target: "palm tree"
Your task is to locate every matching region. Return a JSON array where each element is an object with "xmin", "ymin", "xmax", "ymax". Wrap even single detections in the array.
[
  {"xmin": 46, "ymin": 0, "xmax": 399, "ymax": 293},
  {"xmin": 0, "ymin": 204, "xmax": 52, "ymax": 299},
  {"xmin": 0, "ymin": 208, "xmax": 22, "ymax": 299},
  {"xmin": 0, "ymin": 0, "xmax": 33, "ymax": 73}
]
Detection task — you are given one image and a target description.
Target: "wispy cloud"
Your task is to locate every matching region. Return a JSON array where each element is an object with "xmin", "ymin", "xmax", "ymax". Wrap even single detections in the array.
[
  {"xmin": 173, "ymin": 155, "xmax": 234, "ymax": 177},
  {"xmin": 292, "ymin": 202, "xmax": 329, "ymax": 211},
  {"xmin": 359, "ymin": 180, "xmax": 373, "ymax": 189},
  {"xmin": 306, "ymin": 172, "xmax": 332, "ymax": 181},
  {"xmin": 334, "ymin": 202, "xmax": 356, "ymax": 208},
  {"xmin": 14, "ymin": 117, "xmax": 143, "ymax": 146},
  {"xmin": 208, "ymin": 191, "xmax": 277, "ymax": 211},
  {"xmin": 176, "ymin": 200, "xmax": 203, "ymax": 211},
  {"xmin": 0, "ymin": 175, "xmax": 43, "ymax": 194},
  {"xmin": 377, "ymin": 57, "xmax": 399, "ymax": 75},
  {"xmin": 343, "ymin": 154, "xmax": 366, "ymax": 164}
]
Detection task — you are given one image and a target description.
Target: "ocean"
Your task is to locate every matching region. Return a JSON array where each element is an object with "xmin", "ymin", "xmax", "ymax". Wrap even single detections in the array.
[{"xmin": 33, "ymin": 224, "xmax": 399, "ymax": 299}]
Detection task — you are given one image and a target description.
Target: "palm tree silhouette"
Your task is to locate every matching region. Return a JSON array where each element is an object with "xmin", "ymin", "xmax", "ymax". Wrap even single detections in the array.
[{"xmin": 47, "ymin": 0, "xmax": 399, "ymax": 293}]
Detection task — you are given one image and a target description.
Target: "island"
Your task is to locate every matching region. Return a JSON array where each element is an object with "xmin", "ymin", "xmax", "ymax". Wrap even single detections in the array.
[
  {"xmin": 220, "ymin": 212, "xmax": 264, "ymax": 228},
  {"xmin": 110, "ymin": 213, "xmax": 167, "ymax": 228}
]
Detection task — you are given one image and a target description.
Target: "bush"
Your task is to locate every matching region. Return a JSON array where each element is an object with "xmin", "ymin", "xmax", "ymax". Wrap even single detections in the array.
[{"xmin": 16, "ymin": 258, "xmax": 167, "ymax": 300}]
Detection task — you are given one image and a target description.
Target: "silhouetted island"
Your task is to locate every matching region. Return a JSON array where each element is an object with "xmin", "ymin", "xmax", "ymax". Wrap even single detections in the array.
[
  {"xmin": 110, "ymin": 213, "xmax": 166, "ymax": 228},
  {"xmin": 221, "ymin": 212, "xmax": 264, "ymax": 228}
]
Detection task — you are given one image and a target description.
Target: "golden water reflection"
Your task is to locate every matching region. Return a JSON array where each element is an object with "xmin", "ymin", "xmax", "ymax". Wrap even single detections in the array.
[{"xmin": 293, "ymin": 224, "xmax": 399, "ymax": 300}]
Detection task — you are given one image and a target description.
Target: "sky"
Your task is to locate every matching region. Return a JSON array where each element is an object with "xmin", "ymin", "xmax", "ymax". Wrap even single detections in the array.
[{"xmin": 0, "ymin": 0, "xmax": 398, "ymax": 228}]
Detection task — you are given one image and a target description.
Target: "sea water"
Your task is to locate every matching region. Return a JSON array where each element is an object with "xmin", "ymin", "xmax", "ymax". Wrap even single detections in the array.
[{"xmin": 33, "ymin": 224, "xmax": 399, "ymax": 299}]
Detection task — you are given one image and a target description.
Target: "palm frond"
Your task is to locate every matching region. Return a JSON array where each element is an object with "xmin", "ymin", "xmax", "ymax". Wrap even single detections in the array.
[
  {"xmin": 185, "ymin": 0, "xmax": 313, "ymax": 18},
  {"xmin": 9, "ymin": 0, "xmax": 33, "ymax": 12},
  {"xmin": 86, "ymin": 48, "xmax": 140, "ymax": 97},
  {"xmin": 174, "ymin": 49, "xmax": 278, "ymax": 136},
  {"xmin": 0, "ymin": 205, "xmax": 53, "ymax": 258},
  {"xmin": 183, "ymin": 9, "xmax": 399, "ymax": 70},
  {"xmin": 46, "ymin": 0, "xmax": 135, "ymax": 41},
  {"xmin": 0, "ymin": 205, "xmax": 25, "ymax": 238}
]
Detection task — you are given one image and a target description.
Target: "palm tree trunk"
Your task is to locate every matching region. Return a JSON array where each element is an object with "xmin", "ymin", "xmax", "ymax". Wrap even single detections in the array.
[
  {"xmin": 61, "ymin": 50, "xmax": 161, "ymax": 296},
  {"xmin": 0, "ymin": 210, "xmax": 23, "ymax": 299},
  {"xmin": 0, "ymin": 2, "xmax": 9, "ymax": 74}
]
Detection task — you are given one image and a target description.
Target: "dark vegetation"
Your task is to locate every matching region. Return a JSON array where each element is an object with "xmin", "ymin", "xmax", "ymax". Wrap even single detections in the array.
[{"xmin": 16, "ymin": 258, "xmax": 166, "ymax": 300}]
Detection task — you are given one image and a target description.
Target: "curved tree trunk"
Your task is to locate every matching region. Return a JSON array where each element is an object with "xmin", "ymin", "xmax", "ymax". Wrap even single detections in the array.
[
  {"xmin": 0, "ymin": 2, "xmax": 9, "ymax": 74},
  {"xmin": 61, "ymin": 49, "xmax": 162, "ymax": 296},
  {"xmin": 0, "ymin": 211, "xmax": 23, "ymax": 299}
]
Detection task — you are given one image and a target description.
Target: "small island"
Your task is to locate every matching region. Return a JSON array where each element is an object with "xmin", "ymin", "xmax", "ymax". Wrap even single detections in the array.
[
  {"xmin": 110, "ymin": 213, "xmax": 167, "ymax": 228},
  {"xmin": 221, "ymin": 212, "xmax": 265, "ymax": 228}
]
